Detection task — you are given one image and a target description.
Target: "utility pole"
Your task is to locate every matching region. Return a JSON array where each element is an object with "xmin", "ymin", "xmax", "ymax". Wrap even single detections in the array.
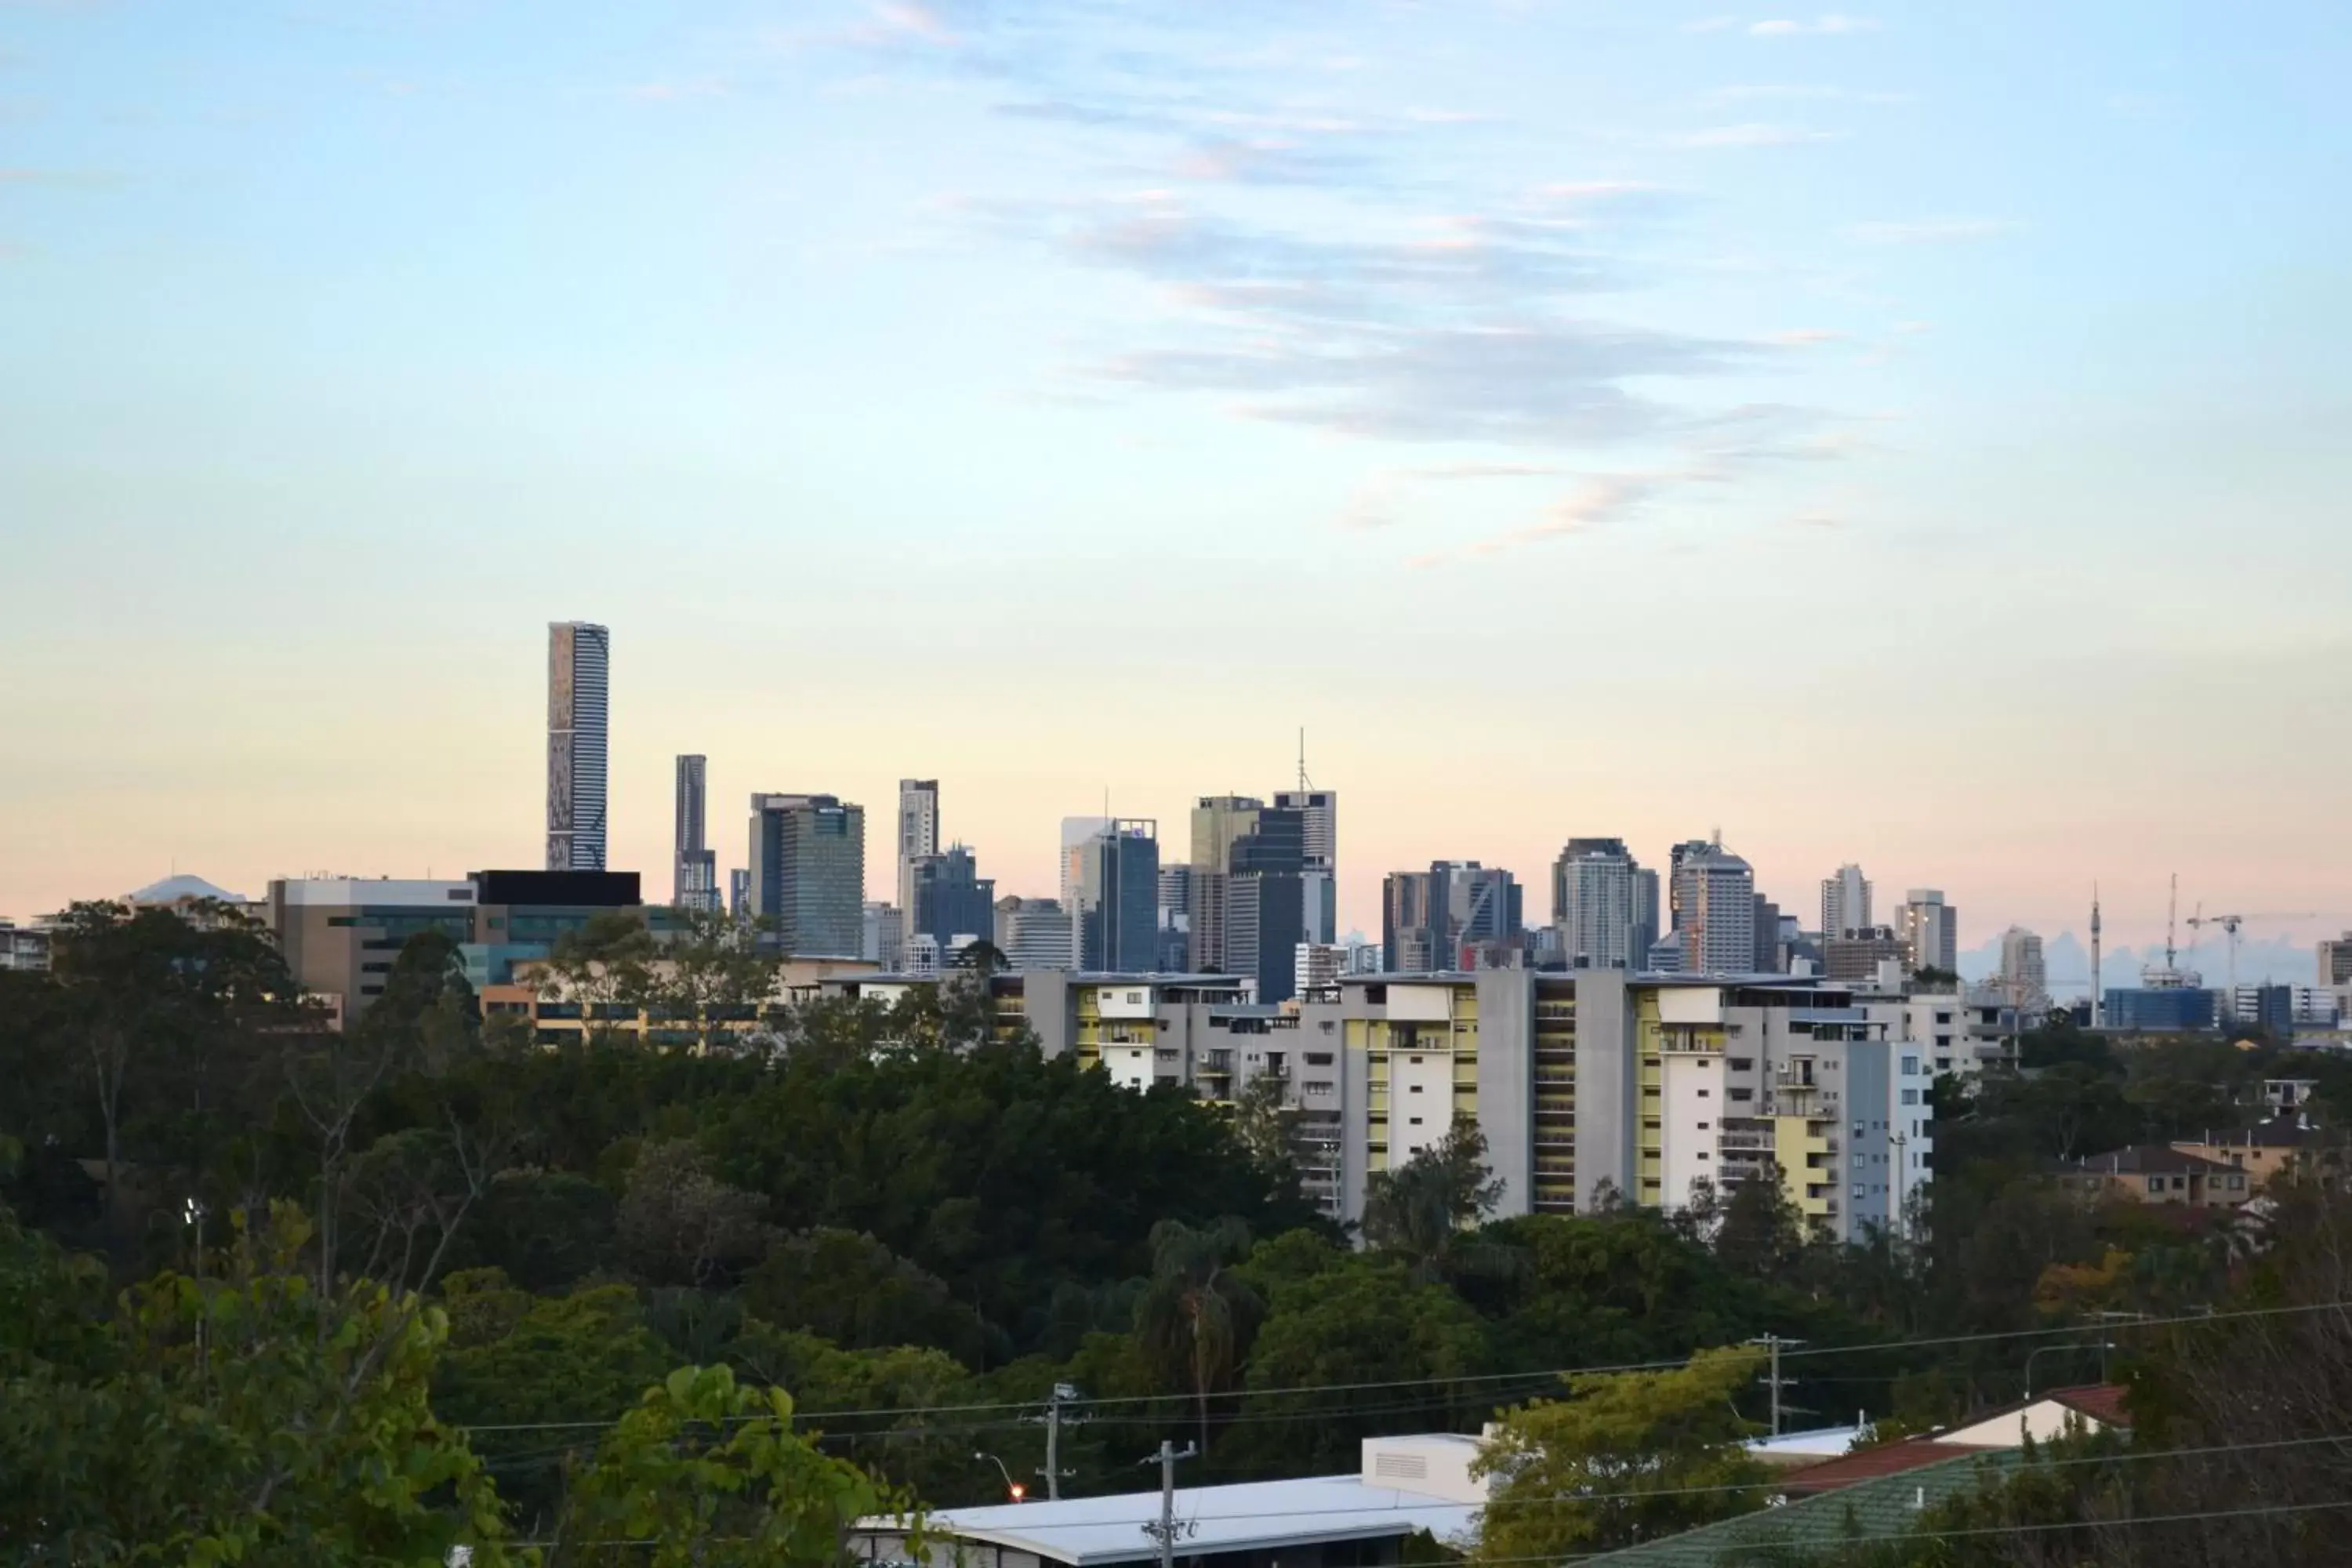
[
  {"xmin": 1141, "ymin": 1441, "xmax": 1198, "ymax": 1568},
  {"xmin": 1747, "ymin": 1334, "xmax": 1803, "ymax": 1436},
  {"xmin": 1033, "ymin": 1382, "xmax": 1083, "ymax": 1501}
]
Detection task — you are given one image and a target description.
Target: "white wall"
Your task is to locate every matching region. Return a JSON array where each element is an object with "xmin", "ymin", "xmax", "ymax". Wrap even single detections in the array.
[
  {"xmin": 1659, "ymin": 1053, "xmax": 1725, "ymax": 1210},
  {"xmin": 1389, "ymin": 1048, "xmax": 1455, "ymax": 1161}
]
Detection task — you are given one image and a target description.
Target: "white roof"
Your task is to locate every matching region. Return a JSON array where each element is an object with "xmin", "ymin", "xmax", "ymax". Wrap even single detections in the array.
[
  {"xmin": 866, "ymin": 1472, "xmax": 1480, "ymax": 1566},
  {"xmin": 1745, "ymin": 1423, "xmax": 1867, "ymax": 1462}
]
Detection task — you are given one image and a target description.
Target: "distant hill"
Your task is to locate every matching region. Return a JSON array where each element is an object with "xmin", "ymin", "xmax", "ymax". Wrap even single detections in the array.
[
  {"xmin": 126, "ymin": 874, "xmax": 251, "ymax": 905},
  {"xmin": 1958, "ymin": 929, "xmax": 2330, "ymax": 994}
]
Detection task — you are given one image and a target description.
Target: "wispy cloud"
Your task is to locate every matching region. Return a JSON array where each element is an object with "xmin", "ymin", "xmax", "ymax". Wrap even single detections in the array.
[
  {"xmin": 1704, "ymin": 82, "xmax": 1910, "ymax": 104},
  {"xmin": 1675, "ymin": 122, "xmax": 1840, "ymax": 147},
  {"xmin": 1846, "ymin": 216, "xmax": 2015, "ymax": 244},
  {"xmin": 1749, "ymin": 15, "xmax": 1881, "ymax": 35}
]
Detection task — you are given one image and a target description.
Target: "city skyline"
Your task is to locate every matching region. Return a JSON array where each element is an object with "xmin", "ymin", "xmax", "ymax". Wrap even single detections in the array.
[{"xmin": 3, "ymin": 4, "xmax": 2349, "ymax": 946}]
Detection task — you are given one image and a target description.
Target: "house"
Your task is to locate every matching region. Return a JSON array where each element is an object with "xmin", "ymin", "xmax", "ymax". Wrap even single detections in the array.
[
  {"xmin": 2173, "ymin": 1114, "xmax": 2336, "ymax": 1189},
  {"xmin": 1581, "ymin": 1386, "xmax": 2129, "ymax": 1566},
  {"xmin": 2056, "ymin": 1145, "xmax": 2252, "ymax": 1208},
  {"xmin": 851, "ymin": 1436, "xmax": 1486, "ymax": 1568}
]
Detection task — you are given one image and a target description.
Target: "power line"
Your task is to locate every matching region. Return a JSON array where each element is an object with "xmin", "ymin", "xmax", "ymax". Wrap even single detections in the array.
[
  {"xmin": 450, "ymin": 1297, "xmax": 2350, "ymax": 1437},
  {"xmin": 509, "ymin": 1497, "xmax": 2352, "ymax": 1557},
  {"xmin": 895, "ymin": 1428, "xmax": 2352, "ymax": 1530}
]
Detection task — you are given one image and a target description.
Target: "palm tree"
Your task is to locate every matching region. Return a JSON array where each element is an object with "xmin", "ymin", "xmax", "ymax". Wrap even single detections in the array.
[{"xmin": 1134, "ymin": 1217, "xmax": 1263, "ymax": 1454}]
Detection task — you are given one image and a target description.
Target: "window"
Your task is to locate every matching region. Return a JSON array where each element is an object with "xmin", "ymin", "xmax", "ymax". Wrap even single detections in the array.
[
  {"xmin": 1900, "ymin": 1055, "xmax": 1921, "ymax": 1076},
  {"xmin": 1409, "ymin": 1116, "xmax": 1424, "ymax": 1127},
  {"xmin": 1730, "ymin": 1087, "xmax": 1754, "ymax": 1102},
  {"xmin": 1408, "ymin": 1083, "xmax": 1424, "ymax": 1094},
  {"xmin": 1306, "ymin": 1051, "xmax": 1334, "ymax": 1066},
  {"xmin": 1853, "ymin": 1121, "xmax": 1865, "ymax": 1139},
  {"xmin": 1729, "ymin": 1058, "xmax": 1755, "ymax": 1073},
  {"xmin": 360, "ymin": 961, "xmax": 391, "ymax": 975},
  {"xmin": 1697, "ymin": 1087, "xmax": 1711, "ymax": 1098},
  {"xmin": 1900, "ymin": 1088, "xmax": 1919, "ymax": 1105},
  {"xmin": 1853, "ymin": 1153, "xmax": 1865, "ymax": 1170},
  {"xmin": 2147, "ymin": 1177, "xmax": 2163, "ymax": 1193},
  {"xmin": 1853, "ymin": 1182, "xmax": 1866, "ymax": 1200},
  {"xmin": 1697, "ymin": 1150, "xmax": 1710, "ymax": 1160},
  {"xmin": 1410, "ymin": 1054, "xmax": 1425, "ymax": 1064},
  {"xmin": 1696, "ymin": 1121, "xmax": 1710, "ymax": 1131}
]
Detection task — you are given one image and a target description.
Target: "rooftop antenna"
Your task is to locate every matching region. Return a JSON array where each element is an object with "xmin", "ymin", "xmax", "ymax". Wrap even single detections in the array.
[
  {"xmin": 2165, "ymin": 873, "xmax": 2179, "ymax": 973},
  {"xmin": 1298, "ymin": 727, "xmax": 1312, "ymax": 792}
]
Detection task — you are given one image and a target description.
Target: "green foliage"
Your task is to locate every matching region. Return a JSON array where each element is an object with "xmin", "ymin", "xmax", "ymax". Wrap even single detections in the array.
[
  {"xmin": 1227, "ymin": 1251, "xmax": 1491, "ymax": 1473},
  {"xmin": 1362, "ymin": 1121, "xmax": 1504, "ymax": 1277},
  {"xmin": 1472, "ymin": 1348, "xmax": 1769, "ymax": 1562},
  {"xmin": 745, "ymin": 1228, "xmax": 996, "ymax": 1365},
  {"xmin": 1134, "ymin": 1217, "xmax": 1264, "ymax": 1453},
  {"xmin": 1, "ymin": 1201, "xmax": 521, "ymax": 1566},
  {"xmin": 550, "ymin": 1364, "xmax": 910, "ymax": 1568}
]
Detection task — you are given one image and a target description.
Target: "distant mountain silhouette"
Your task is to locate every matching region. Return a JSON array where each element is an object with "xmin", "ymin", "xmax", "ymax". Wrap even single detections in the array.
[
  {"xmin": 1958, "ymin": 928, "xmax": 2333, "ymax": 993},
  {"xmin": 127, "ymin": 873, "xmax": 250, "ymax": 905}
]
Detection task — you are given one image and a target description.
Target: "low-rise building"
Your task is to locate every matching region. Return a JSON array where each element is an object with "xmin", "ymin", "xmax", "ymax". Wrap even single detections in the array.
[
  {"xmin": 0, "ymin": 917, "xmax": 56, "ymax": 971},
  {"xmin": 852, "ymin": 1434, "xmax": 1485, "ymax": 1568},
  {"xmin": 2058, "ymin": 1145, "xmax": 2251, "ymax": 1207},
  {"xmin": 2173, "ymin": 1114, "xmax": 2336, "ymax": 1189}
]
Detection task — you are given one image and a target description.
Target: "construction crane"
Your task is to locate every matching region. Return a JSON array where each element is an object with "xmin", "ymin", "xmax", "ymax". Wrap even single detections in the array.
[{"xmin": 2184, "ymin": 911, "xmax": 2321, "ymax": 1012}]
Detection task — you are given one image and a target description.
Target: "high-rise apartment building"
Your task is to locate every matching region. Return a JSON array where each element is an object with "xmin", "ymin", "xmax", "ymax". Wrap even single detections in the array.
[
  {"xmin": 545, "ymin": 621, "xmax": 610, "ymax": 872},
  {"xmin": 1752, "ymin": 895, "xmax": 1784, "ymax": 973},
  {"xmin": 2320, "ymin": 934, "xmax": 2352, "ymax": 989},
  {"xmin": 1274, "ymin": 788, "xmax": 1338, "ymax": 946},
  {"xmin": 994, "ymin": 896, "xmax": 1076, "ymax": 972},
  {"xmin": 862, "ymin": 901, "xmax": 904, "ymax": 969},
  {"xmin": 1550, "ymin": 838, "xmax": 1653, "ymax": 970},
  {"xmin": 728, "ymin": 869, "xmax": 751, "ymax": 920},
  {"xmin": 1824, "ymin": 925, "xmax": 1912, "ymax": 982},
  {"xmin": 1821, "ymin": 863, "xmax": 1872, "ymax": 939},
  {"xmin": 897, "ymin": 780, "xmax": 939, "ymax": 940},
  {"xmin": 1899, "ymin": 889, "xmax": 1959, "ymax": 974},
  {"xmin": 1076, "ymin": 820, "xmax": 1160, "ymax": 973},
  {"xmin": 746, "ymin": 793, "xmax": 866, "ymax": 957},
  {"xmin": 1058, "ymin": 817, "xmax": 1112, "ymax": 909},
  {"xmin": 1671, "ymin": 840, "xmax": 1756, "ymax": 975},
  {"xmin": 1998, "ymin": 926, "xmax": 2048, "ymax": 1002},
  {"xmin": 673, "ymin": 755, "xmax": 719, "ymax": 911},
  {"xmin": 906, "ymin": 844, "xmax": 996, "ymax": 955}
]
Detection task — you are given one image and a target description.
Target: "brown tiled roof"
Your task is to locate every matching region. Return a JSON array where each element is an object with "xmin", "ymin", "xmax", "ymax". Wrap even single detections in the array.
[
  {"xmin": 2067, "ymin": 1145, "xmax": 2235, "ymax": 1177},
  {"xmin": 2049, "ymin": 1384, "xmax": 2132, "ymax": 1427},
  {"xmin": 1777, "ymin": 1440, "xmax": 1980, "ymax": 1496}
]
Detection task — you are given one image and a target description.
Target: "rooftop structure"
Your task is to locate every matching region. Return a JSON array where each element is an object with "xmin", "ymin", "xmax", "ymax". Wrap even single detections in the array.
[{"xmin": 851, "ymin": 1436, "xmax": 1484, "ymax": 1568}]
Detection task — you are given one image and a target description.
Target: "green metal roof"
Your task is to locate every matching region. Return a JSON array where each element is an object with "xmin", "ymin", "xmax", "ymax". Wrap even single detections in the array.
[{"xmin": 1580, "ymin": 1450, "xmax": 2024, "ymax": 1567}]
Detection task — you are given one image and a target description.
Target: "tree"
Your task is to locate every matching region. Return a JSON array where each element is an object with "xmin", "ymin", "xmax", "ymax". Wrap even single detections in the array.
[
  {"xmin": 1714, "ymin": 1165, "xmax": 1814, "ymax": 1281},
  {"xmin": 1226, "ymin": 1073, "xmax": 1300, "ymax": 1190},
  {"xmin": 1361, "ymin": 1121, "xmax": 1503, "ymax": 1279},
  {"xmin": 1228, "ymin": 1252, "xmax": 1492, "ymax": 1473},
  {"xmin": 0, "ymin": 1201, "xmax": 521, "ymax": 1566},
  {"xmin": 640, "ymin": 908, "xmax": 783, "ymax": 1054},
  {"xmin": 542, "ymin": 909, "xmax": 660, "ymax": 1026},
  {"xmin": 616, "ymin": 1139, "xmax": 771, "ymax": 1289},
  {"xmin": 745, "ymin": 1227, "xmax": 994, "ymax": 1366},
  {"xmin": 548, "ymin": 1364, "xmax": 906, "ymax": 1568},
  {"xmin": 1472, "ymin": 1347, "xmax": 1768, "ymax": 1563},
  {"xmin": 432, "ymin": 1268, "xmax": 675, "ymax": 1529},
  {"xmin": 1134, "ymin": 1217, "xmax": 1263, "ymax": 1455}
]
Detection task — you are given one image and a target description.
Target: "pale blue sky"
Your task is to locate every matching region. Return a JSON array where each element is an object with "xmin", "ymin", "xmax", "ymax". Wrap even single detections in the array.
[{"xmin": 4, "ymin": 0, "xmax": 2348, "ymax": 949}]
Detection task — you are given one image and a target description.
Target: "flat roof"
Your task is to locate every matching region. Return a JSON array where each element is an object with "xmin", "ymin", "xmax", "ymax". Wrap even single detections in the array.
[{"xmin": 857, "ymin": 1472, "xmax": 1479, "ymax": 1566}]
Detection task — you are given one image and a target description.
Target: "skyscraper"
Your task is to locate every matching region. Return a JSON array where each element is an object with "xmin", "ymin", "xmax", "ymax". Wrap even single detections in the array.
[
  {"xmin": 1550, "ymin": 838, "xmax": 1649, "ymax": 970},
  {"xmin": 545, "ymin": 621, "xmax": 609, "ymax": 872},
  {"xmin": 1671, "ymin": 840, "xmax": 1756, "ymax": 975},
  {"xmin": 1384, "ymin": 862, "xmax": 1522, "ymax": 971},
  {"xmin": 1998, "ymin": 926, "xmax": 2049, "ymax": 1003},
  {"xmin": 1273, "ymin": 788, "xmax": 1338, "ymax": 946},
  {"xmin": 897, "ymin": 779, "xmax": 939, "ymax": 936},
  {"xmin": 995, "ymin": 895, "xmax": 1076, "ymax": 972},
  {"xmin": 673, "ymin": 755, "xmax": 718, "ymax": 912},
  {"xmin": 1058, "ymin": 817, "xmax": 1112, "ymax": 909},
  {"xmin": 746, "ymin": 793, "xmax": 866, "ymax": 957},
  {"xmin": 1187, "ymin": 796, "xmax": 1307, "ymax": 1000},
  {"xmin": 1898, "ymin": 889, "xmax": 1959, "ymax": 974},
  {"xmin": 1076, "ymin": 820, "xmax": 1160, "ymax": 972},
  {"xmin": 1821, "ymin": 863, "xmax": 1872, "ymax": 939},
  {"xmin": 906, "ymin": 844, "xmax": 996, "ymax": 956}
]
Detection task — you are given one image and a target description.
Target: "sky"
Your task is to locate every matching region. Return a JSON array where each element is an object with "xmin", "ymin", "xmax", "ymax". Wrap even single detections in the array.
[{"xmin": 3, "ymin": 0, "xmax": 2349, "ymax": 958}]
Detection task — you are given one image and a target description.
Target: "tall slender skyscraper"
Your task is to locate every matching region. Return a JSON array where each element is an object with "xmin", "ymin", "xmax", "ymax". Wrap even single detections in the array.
[
  {"xmin": 898, "ymin": 779, "xmax": 940, "ymax": 933},
  {"xmin": 673, "ymin": 754, "xmax": 718, "ymax": 911},
  {"xmin": 1550, "ymin": 837, "xmax": 1648, "ymax": 970},
  {"xmin": 1897, "ymin": 888, "xmax": 1958, "ymax": 974},
  {"xmin": 1274, "ymin": 788, "xmax": 1338, "ymax": 946},
  {"xmin": 546, "ymin": 622, "xmax": 610, "ymax": 871},
  {"xmin": 1673, "ymin": 839, "xmax": 1756, "ymax": 975}
]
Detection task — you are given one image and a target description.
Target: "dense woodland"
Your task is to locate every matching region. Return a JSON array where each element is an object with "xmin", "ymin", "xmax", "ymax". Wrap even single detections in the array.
[{"xmin": 6, "ymin": 899, "xmax": 2352, "ymax": 1565}]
